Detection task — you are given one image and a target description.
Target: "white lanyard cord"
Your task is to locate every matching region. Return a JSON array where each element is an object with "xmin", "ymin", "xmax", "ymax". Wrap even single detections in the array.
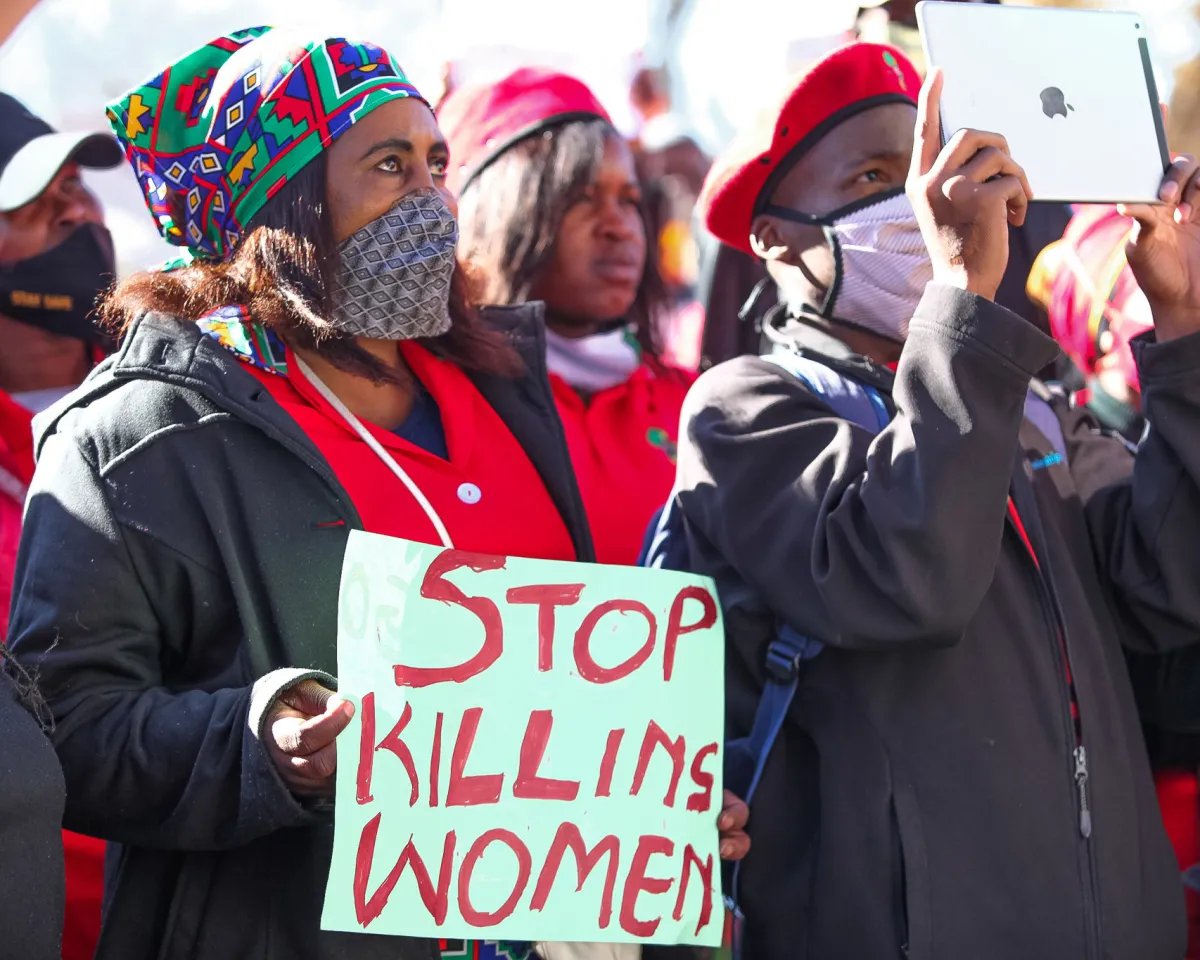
[{"xmin": 293, "ymin": 354, "xmax": 455, "ymax": 549}]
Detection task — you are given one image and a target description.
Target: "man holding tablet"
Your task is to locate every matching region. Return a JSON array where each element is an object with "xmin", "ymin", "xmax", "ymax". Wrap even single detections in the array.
[{"xmin": 678, "ymin": 41, "xmax": 1200, "ymax": 958}]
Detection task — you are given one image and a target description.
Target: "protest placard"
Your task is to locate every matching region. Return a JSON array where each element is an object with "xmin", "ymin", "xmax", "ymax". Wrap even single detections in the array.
[{"xmin": 320, "ymin": 531, "xmax": 726, "ymax": 946}]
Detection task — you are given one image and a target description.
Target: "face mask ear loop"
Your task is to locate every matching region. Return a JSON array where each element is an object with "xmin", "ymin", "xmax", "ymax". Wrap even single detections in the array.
[
  {"xmin": 760, "ymin": 301, "xmax": 794, "ymax": 352},
  {"xmin": 817, "ymin": 224, "xmax": 843, "ymax": 321}
]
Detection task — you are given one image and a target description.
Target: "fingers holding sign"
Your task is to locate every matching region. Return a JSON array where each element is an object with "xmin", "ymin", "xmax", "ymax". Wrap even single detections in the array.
[
  {"xmin": 267, "ymin": 678, "xmax": 355, "ymax": 797},
  {"xmin": 907, "ymin": 67, "xmax": 1033, "ymax": 301},
  {"xmin": 718, "ymin": 789, "xmax": 751, "ymax": 861}
]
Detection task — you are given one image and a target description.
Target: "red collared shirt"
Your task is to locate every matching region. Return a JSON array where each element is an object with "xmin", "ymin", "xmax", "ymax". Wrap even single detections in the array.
[
  {"xmin": 247, "ymin": 342, "xmax": 576, "ymax": 562},
  {"xmin": 0, "ymin": 388, "xmax": 105, "ymax": 960},
  {"xmin": 551, "ymin": 358, "xmax": 695, "ymax": 566}
]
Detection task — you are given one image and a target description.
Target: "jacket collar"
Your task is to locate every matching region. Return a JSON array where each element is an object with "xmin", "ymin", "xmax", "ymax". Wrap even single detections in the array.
[
  {"xmin": 765, "ymin": 305, "xmax": 896, "ymax": 394},
  {"xmin": 33, "ymin": 302, "xmax": 597, "ymax": 563}
]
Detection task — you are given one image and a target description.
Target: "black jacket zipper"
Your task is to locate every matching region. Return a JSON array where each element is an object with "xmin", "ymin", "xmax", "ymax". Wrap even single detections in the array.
[{"xmin": 1006, "ymin": 497, "xmax": 1102, "ymax": 960}]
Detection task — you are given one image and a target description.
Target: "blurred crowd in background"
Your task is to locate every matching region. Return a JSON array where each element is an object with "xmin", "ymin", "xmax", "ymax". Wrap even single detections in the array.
[{"xmin": 9, "ymin": 1, "xmax": 1200, "ymax": 960}]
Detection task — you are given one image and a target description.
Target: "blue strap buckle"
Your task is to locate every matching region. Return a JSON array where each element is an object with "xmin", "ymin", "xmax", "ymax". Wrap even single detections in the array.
[
  {"xmin": 765, "ymin": 641, "xmax": 804, "ymax": 681},
  {"xmin": 765, "ymin": 625, "xmax": 823, "ymax": 682}
]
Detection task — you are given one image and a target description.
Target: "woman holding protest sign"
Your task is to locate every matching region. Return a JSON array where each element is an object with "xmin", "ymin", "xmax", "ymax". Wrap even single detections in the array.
[
  {"xmin": 440, "ymin": 70, "xmax": 696, "ymax": 567},
  {"xmin": 5, "ymin": 27, "xmax": 746, "ymax": 960}
]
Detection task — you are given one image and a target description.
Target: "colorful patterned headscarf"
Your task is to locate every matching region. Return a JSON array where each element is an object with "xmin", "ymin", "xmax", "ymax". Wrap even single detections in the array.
[{"xmin": 107, "ymin": 26, "xmax": 426, "ymax": 262}]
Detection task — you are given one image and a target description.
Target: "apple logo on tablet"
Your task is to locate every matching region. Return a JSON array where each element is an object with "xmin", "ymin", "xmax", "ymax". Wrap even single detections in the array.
[{"xmin": 1040, "ymin": 87, "xmax": 1075, "ymax": 119}]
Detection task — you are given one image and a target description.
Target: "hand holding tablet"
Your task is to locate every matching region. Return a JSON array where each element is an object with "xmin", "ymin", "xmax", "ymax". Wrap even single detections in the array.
[{"xmin": 917, "ymin": 2, "xmax": 1169, "ymax": 204}]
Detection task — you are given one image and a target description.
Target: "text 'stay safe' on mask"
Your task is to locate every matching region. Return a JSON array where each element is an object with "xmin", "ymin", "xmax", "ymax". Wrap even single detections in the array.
[
  {"xmin": 765, "ymin": 188, "xmax": 933, "ymax": 343},
  {"xmin": 332, "ymin": 189, "xmax": 458, "ymax": 340},
  {"xmin": 0, "ymin": 222, "xmax": 116, "ymax": 347}
]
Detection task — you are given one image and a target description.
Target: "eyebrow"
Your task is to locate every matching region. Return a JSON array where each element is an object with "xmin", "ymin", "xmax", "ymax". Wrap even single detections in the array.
[
  {"xmin": 359, "ymin": 137, "xmax": 448, "ymax": 161},
  {"xmin": 840, "ymin": 148, "xmax": 910, "ymax": 170}
]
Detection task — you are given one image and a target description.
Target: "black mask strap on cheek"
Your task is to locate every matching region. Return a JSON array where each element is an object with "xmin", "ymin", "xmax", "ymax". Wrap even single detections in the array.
[
  {"xmin": 760, "ymin": 205, "xmax": 843, "ymax": 319},
  {"xmin": 820, "ymin": 224, "xmax": 844, "ymax": 321},
  {"xmin": 763, "ymin": 186, "xmax": 908, "ymax": 229},
  {"xmin": 761, "ymin": 187, "xmax": 909, "ymax": 322}
]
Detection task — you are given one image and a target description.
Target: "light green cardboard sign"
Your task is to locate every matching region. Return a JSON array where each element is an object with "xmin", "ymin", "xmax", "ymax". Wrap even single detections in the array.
[{"xmin": 320, "ymin": 531, "xmax": 726, "ymax": 946}]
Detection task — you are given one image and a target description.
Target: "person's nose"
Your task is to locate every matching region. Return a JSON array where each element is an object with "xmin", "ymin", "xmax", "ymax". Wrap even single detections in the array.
[
  {"xmin": 55, "ymin": 183, "xmax": 103, "ymax": 232},
  {"xmin": 406, "ymin": 164, "xmax": 437, "ymax": 198},
  {"xmin": 597, "ymin": 195, "xmax": 639, "ymax": 243}
]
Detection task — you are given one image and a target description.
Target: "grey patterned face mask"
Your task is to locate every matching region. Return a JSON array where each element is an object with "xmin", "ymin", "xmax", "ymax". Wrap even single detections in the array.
[{"xmin": 331, "ymin": 189, "xmax": 458, "ymax": 340}]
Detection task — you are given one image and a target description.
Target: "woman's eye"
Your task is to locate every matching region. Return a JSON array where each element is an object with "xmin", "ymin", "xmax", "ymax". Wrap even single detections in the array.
[
  {"xmin": 377, "ymin": 157, "xmax": 400, "ymax": 173},
  {"xmin": 858, "ymin": 169, "xmax": 885, "ymax": 184},
  {"xmin": 429, "ymin": 157, "xmax": 448, "ymax": 177}
]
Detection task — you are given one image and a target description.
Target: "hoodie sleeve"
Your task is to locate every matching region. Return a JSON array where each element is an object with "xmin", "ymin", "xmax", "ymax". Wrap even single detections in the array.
[
  {"xmin": 675, "ymin": 283, "xmax": 1059, "ymax": 651},
  {"xmin": 7, "ymin": 430, "xmax": 331, "ymax": 851},
  {"xmin": 1062, "ymin": 327, "xmax": 1200, "ymax": 653}
]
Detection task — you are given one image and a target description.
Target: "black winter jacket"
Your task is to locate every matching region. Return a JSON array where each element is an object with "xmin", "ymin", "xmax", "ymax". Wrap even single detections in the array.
[
  {"xmin": 0, "ymin": 669, "xmax": 64, "ymax": 960},
  {"xmin": 7, "ymin": 305, "xmax": 593, "ymax": 960},
  {"xmin": 674, "ymin": 284, "xmax": 1200, "ymax": 959}
]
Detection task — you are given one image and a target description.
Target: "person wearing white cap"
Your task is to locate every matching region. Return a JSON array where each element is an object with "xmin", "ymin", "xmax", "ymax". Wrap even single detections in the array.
[
  {"xmin": 0, "ymin": 92, "xmax": 122, "ymax": 407},
  {"xmin": 0, "ymin": 90, "xmax": 121, "ymax": 960}
]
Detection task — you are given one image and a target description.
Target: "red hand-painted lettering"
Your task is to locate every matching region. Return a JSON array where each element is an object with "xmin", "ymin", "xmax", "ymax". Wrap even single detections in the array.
[
  {"xmin": 446, "ymin": 707, "xmax": 504, "ymax": 806},
  {"xmin": 531, "ymin": 822, "xmax": 620, "ymax": 928},
  {"xmin": 619, "ymin": 835, "xmax": 676, "ymax": 938},
  {"xmin": 353, "ymin": 815, "xmax": 455, "ymax": 928},
  {"xmin": 673, "ymin": 844, "xmax": 715, "ymax": 936},
  {"xmin": 513, "ymin": 709, "xmax": 580, "ymax": 801},
  {"xmin": 506, "ymin": 583, "xmax": 584, "ymax": 672},
  {"xmin": 596, "ymin": 728, "xmax": 625, "ymax": 798},
  {"xmin": 357, "ymin": 692, "xmax": 377, "ymax": 805},
  {"xmin": 377, "ymin": 700, "xmax": 420, "ymax": 807},
  {"xmin": 685, "ymin": 742, "xmax": 719, "ymax": 813},
  {"xmin": 395, "ymin": 551, "xmax": 506, "ymax": 688},
  {"xmin": 631, "ymin": 720, "xmax": 687, "ymax": 808},
  {"xmin": 457, "ymin": 829, "xmax": 532, "ymax": 927},
  {"xmin": 663, "ymin": 586, "xmax": 718, "ymax": 681},
  {"xmin": 574, "ymin": 599, "xmax": 657, "ymax": 684}
]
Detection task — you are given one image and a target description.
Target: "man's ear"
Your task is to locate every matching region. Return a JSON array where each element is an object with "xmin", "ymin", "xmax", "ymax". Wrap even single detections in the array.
[{"xmin": 750, "ymin": 213, "xmax": 790, "ymax": 261}]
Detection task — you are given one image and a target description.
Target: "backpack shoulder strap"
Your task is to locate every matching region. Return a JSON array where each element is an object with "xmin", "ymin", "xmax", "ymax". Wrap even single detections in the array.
[
  {"xmin": 761, "ymin": 351, "xmax": 890, "ymax": 433},
  {"xmin": 724, "ymin": 353, "xmax": 893, "ymax": 801},
  {"xmin": 1024, "ymin": 380, "xmax": 1069, "ymax": 461}
]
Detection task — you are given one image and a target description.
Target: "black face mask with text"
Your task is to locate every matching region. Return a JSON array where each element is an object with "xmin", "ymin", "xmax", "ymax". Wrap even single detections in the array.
[{"xmin": 0, "ymin": 222, "xmax": 116, "ymax": 348}]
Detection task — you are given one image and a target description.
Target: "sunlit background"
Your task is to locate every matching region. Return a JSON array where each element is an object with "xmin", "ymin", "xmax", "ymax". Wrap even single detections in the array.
[{"xmin": 1, "ymin": 0, "xmax": 1198, "ymax": 274}]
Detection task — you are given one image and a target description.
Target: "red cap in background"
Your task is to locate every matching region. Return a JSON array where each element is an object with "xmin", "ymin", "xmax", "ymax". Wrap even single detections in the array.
[
  {"xmin": 698, "ymin": 42, "xmax": 920, "ymax": 256},
  {"xmin": 438, "ymin": 67, "xmax": 612, "ymax": 195}
]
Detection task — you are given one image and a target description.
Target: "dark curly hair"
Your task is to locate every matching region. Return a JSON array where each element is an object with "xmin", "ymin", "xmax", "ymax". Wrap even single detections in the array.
[
  {"xmin": 455, "ymin": 118, "xmax": 668, "ymax": 358},
  {"xmin": 1, "ymin": 641, "xmax": 52, "ymax": 731},
  {"xmin": 100, "ymin": 153, "xmax": 522, "ymax": 383}
]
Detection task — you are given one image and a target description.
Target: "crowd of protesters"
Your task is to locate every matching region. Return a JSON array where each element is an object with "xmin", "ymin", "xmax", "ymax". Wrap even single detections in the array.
[{"xmin": 4, "ymin": 10, "xmax": 1200, "ymax": 960}]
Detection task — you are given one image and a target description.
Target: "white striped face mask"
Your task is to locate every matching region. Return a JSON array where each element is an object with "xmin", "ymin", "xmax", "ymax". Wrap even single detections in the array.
[{"xmin": 764, "ymin": 188, "xmax": 933, "ymax": 343}]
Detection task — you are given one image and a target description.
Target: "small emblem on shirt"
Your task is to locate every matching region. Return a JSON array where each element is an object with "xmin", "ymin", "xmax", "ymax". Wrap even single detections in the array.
[{"xmin": 646, "ymin": 427, "xmax": 678, "ymax": 464}]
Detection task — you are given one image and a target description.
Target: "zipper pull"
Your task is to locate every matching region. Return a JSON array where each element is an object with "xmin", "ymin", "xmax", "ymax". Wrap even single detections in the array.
[{"xmin": 1074, "ymin": 745, "xmax": 1093, "ymax": 839}]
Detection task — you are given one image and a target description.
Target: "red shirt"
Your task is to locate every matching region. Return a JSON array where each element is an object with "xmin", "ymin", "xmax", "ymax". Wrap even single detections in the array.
[
  {"xmin": 551, "ymin": 358, "xmax": 695, "ymax": 566},
  {"xmin": 247, "ymin": 342, "xmax": 576, "ymax": 561},
  {"xmin": 0, "ymin": 389, "xmax": 104, "ymax": 960},
  {"xmin": 0, "ymin": 390, "xmax": 33, "ymax": 632}
]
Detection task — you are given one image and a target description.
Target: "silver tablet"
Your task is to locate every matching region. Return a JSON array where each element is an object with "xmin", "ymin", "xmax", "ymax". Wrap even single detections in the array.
[{"xmin": 916, "ymin": 2, "xmax": 1170, "ymax": 203}]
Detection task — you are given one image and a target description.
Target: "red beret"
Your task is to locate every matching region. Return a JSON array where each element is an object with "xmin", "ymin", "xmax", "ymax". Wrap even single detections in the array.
[
  {"xmin": 699, "ymin": 43, "xmax": 921, "ymax": 256},
  {"xmin": 438, "ymin": 67, "xmax": 612, "ymax": 196}
]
